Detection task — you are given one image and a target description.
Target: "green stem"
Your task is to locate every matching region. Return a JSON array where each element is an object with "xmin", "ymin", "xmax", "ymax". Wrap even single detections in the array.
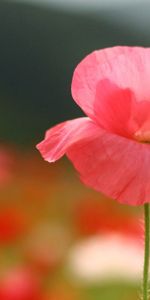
[{"xmin": 143, "ymin": 203, "xmax": 150, "ymax": 300}]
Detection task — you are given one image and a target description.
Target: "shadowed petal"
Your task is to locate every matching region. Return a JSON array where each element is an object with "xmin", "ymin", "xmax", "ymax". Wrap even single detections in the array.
[
  {"xmin": 67, "ymin": 130, "xmax": 150, "ymax": 206},
  {"xmin": 93, "ymin": 79, "xmax": 136, "ymax": 138}
]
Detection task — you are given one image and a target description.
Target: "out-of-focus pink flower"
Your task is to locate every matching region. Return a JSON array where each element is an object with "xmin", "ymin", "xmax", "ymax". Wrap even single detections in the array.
[
  {"xmin": 0, "ymin": 267, "xmax": 41, "ymax": 300},
  {"xmin": 37, "ymin": 46, "xmax": 150, "ymax": 205}
]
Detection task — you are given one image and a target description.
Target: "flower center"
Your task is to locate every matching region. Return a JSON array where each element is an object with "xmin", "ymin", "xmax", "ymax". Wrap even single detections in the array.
[{"xmin": 134, "ymin": 130, "xmax": 150, "ymax": 143}]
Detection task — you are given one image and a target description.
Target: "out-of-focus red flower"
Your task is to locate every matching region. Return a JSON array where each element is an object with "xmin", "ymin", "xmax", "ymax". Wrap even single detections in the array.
[
  {"xmin": 0, "ymin": 207, "xmax": 28, "ymax": 244},
  {"xmin": 74, "ymin": 198, "xmax": 142, "ymax": 238},
  {"xmin": 0, "ymin": 267, "xmax": 41, "ymax": 300}
]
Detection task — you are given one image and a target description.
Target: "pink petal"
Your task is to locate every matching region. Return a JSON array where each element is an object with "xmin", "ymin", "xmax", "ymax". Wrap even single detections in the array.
[
  {"xmin": 72, "ymin": 46, "xmax": 150, "ymax": 123},
  {"xmin": 67, "ymin": 128, "xmax": 150, "ymax": 206},
  {"xmin": 36, "ymin": 118, "xmax": 100, "ymax": 163}
]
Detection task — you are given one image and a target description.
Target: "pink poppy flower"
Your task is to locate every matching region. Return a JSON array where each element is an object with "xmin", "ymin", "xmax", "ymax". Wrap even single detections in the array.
[{"xmin": 37, "ymin": 46, "xmax": 150, "ymax": 206}]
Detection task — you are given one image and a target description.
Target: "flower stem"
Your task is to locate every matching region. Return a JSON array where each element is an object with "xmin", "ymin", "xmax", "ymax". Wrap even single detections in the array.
[{"xmin": 143, "ymin": 203, "xmax": 150, "ymax": 300}]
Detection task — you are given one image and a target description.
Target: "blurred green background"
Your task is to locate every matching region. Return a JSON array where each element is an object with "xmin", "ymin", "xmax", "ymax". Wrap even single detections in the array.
[{"xmin": 0, "ymin": 0, "xmax": 147, "ymax": 299}]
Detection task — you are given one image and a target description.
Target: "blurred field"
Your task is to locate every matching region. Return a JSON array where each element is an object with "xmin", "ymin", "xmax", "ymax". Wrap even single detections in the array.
[{"xmin": 0, "ymin": 145, "xmax": 142, "ymax": 299}]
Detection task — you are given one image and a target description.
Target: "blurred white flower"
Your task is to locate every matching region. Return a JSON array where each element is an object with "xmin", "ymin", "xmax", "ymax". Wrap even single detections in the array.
[{"xmin": 67, "ymin": 234, "xmax": 143, "ymax": 283}]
